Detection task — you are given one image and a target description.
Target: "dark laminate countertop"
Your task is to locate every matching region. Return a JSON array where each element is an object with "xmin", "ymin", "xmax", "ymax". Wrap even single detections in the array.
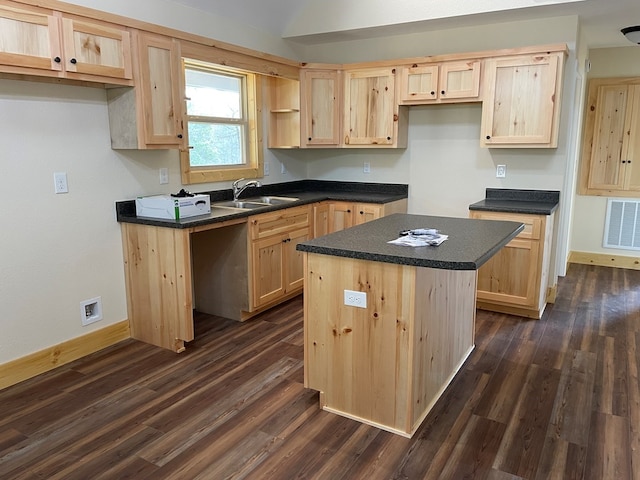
[
  {"xmin": 115, "ymin": 180, "xmax": 408, "ymax": 229},
  {"xmin": 296, "ymin": 213, "xmax": 524, "ymax": 270},
  {"xmin": 469, "ymin": 188, "xmax": 560, "ymax": 215}
]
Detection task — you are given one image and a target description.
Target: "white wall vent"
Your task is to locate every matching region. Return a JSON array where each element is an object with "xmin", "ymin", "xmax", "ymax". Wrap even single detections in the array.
[{"xmin": 603, "ymin": 198, "xmax": 640, "ymax": 251}]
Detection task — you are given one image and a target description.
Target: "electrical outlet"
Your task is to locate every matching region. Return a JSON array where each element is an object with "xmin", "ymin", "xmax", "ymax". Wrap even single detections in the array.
[
  {"xmin": 54, "ymin": 172, "xmax": 68, "ymax": 194},
  {"xmin": 80, "ymin": 296, "xmax": 103, "ymax": 326},
  {"xmin": 344, "ymin": 289, "xmax": 367, "ymax": 308},
  {"xmin": 496, "ymin": 165, "xmax": 507, "ymax": 178},
  {"xmin": 264, "ymin": 161, "xmax": 270, "ymax": 176},
  {"xmin": 363, "ymin": 161, "xmax": 371, "ymax": 174},
  {"xmin": 159, "ymin": 168, "xmax": 169, "ymax": 184}
]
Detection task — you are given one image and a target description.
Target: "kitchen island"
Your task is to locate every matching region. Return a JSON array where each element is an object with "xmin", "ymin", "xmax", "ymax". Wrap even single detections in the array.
[{"xmin": 297, "ymin": 213, "xmax": 523, "ymax": 437}]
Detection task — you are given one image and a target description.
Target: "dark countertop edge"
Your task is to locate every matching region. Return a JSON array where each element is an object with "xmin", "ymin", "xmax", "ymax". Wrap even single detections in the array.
[
  {"xmin": 469, "ymin": 188, "xmax": 560, "ymax": 215},
  {"xmin": 115, "ymin": 181, "xmax": 408, "ymax": 229},
  {"xmin": 297, "ymin": 220, "xmax": 524, "ymax": 271}
]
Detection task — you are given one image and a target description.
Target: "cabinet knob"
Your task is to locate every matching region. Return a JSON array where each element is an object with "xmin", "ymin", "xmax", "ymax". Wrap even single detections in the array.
[
  {"xmin": 177, "ymin": 134, "xmax": 183, "ymax": 139},
  {"xmin": 387, "ymin": 136, "xmax": 391, "ymax": 140},
  {"xmin": 430, "ymin": 91, "xmax": 435, "ymax": 95},
  {"xmin": 70, "ymin": 58, "xmax": 77, "ymax": 64},
  {"xmin": 347, "ymin": 209, "xmax": 351, "ymax": 213},
  {"xmin": 53, "ymin": 56, "xmax": 61, "ymax": 63},
  {"xmin": 359, "ymin": 211, "xmax": 364, "ymax": 215},
  {"xmin": 441, "ymin": 90, "xmax": 446, "ymax": 95},
  {"xmin": 486, "ymin": 135, "xmax": 491, "ymax": 140},
  {"xmin": 308, "ymin": 137, "xmax": 312, "ymax": 141},
  {"xmin": 622, "ymin": 160, "xmax": 627, "ymax": 164}
]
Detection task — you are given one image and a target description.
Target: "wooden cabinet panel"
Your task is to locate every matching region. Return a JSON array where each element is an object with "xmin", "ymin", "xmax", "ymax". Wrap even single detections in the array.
[
  {"xmin": 0, "ymin": 3, "xmax": 132, "ymax": 84},
  {"xmin": 343, "ymin": 67, "xmax": 406, "ymax": 147},
  {"xmin": 60, "ymin": 16, "xmax": 132, "ymax": 80},
  {"xmin": 267, "ymin": 76, "xmax": 300, "ymax": 148},
  {"xmin": 354, "ymin": 203, "xmax": 383, "ymax": 225},
  {"xmin": 481, "ymin": 52, "xmax": 564, "ymax": 148},
  {"xmin": 300, "ymin": 69, "xmax": 341, "ymax": 146},
  {"xmin": 328, "ymin": 201, "xmax": 355, "ymax": 232},
  {"xmin": 580, "ymin": 79, "xmax": 640, "ymax": 196},
  {"xmin": 313, "ymin": 202, "xmax": 330, "ymax": 238},
  {"xmin": 0, "ymin": 4, "xmax": 60, "ymax": 72},
  {"xmin": 248, "ymin": 205, "xmax": 311, "ymax": 309},
  {"xmin": 470, "ymin": 210, "xmax": 553, "ymax": 319},
  {"xmin": 398, "ymin": 60, "xmax": 480, "ymax": 104}
]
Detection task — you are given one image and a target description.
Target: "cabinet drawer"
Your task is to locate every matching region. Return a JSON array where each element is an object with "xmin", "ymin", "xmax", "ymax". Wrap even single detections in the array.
[
  {"xmin": 469, "ymin": 210, "xmax": 542, "ymax": 240},
  {"xmin": 249, "ymin": 204, "xmax": 311, "ymax": 240}
]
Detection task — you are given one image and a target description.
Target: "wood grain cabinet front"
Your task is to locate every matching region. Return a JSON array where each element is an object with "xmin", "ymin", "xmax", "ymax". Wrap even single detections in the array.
[
  {"xmin": 300, "ymin": 69, "xmax": 342, "ymax": 147},
  {"xmin": 343, "ymin": 67, "xmax": 408, "ymax": 148},
  {"xmin": 0, "ymin": 3, "xmax": 132, "ymax": 84},
  {"xmin": 579, "ymin": 78, "xmax": 640, "ymax": 196},
  {"xmin": 248, "ymin": 205, "xmax": 311, "ymax": 310},
  {"xmin": 107, "ymin": 31, "xmax": 184, "ymax": 149},
  {"xmin": 469, "ymin": 210, "xmax": 554, "ymax": 319},
  {"xmin": 481, "ymin": 52, "xmax": 565, "ymax": 148},
  {"xmin": 314, "ymin": 199, "xmax": 407, "ymax": 237},
  {"xmin": 398, "ymin": 60, "xmax": 481, "ymax": 104}
]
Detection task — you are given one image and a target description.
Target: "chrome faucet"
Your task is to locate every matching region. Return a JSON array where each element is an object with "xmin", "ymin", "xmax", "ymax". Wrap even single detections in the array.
[{"xmin": 232, "ymin": 178, "xmax": 261, "ymax": 200}]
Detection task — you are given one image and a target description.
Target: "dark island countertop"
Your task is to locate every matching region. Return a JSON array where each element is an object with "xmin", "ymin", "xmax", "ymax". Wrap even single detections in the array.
[
  {"xmin": 469, "ymin": 188, "xmax": 560, "ymax": 215},
  {"xmin": 296, "ymin": 213, "xmax": 524, "ymax": 270},
  {"xmin": 115, "ymin": 180, "xmax": 408, "ymax": 229}
]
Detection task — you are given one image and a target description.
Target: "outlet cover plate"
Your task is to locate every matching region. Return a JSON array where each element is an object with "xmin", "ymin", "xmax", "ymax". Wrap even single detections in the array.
[
  {"xmin": 496, "ymin": 165, "xmax": 506, "ymax": 178},
  {"xmin": 344, "ymin": 289, "xmax": 367, "ymax": 308}
]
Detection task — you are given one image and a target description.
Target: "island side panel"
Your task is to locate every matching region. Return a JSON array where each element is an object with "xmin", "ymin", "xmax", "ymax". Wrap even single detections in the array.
[
  {"xmin": 121, "ymin": 223, "xmax": 194, "ymax": 352},
  {"xmin": 410, "ymin": 267, "xmax": 477, "ymax": 433},
  {"xmin": 304, "ymin": 253, "xmax": 415, "ymax": 435}
]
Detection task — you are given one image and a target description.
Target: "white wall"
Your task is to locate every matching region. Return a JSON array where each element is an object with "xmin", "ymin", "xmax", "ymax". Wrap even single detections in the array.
[{"xmin": 570, "ymin": 46, "xmax": 640, "ymax": 258}]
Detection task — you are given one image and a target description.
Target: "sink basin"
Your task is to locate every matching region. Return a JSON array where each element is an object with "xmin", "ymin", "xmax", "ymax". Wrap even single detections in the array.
[
  {"xmin": 209, "ymin": 206, "xmax": 247, "ymax": 217},
  {"xmin": 214, "ymin": 200, "xmax": 269, "ymax": 210},
  {"xmin": 245, "ymin": 196, "xmax": 299, "ymax": 205}
]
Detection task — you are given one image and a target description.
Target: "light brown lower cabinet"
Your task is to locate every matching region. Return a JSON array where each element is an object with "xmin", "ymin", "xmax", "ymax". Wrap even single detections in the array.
[
  {"xmin": 248, "ymin": 204, "xmax": 311, "ymax": 310},
  {"xmin": 314, "ymin": 199, "xmax": 407, "ymax": 236},
  {"xmin": 469, "ymin": 210, "xmax": 554, "ymax": 319}
]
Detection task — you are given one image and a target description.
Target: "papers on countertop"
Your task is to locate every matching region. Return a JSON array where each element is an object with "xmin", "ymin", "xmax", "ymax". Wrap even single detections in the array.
[{"xmin": 388, "ymin": 228, "xmax": 448, "ymax": 247}]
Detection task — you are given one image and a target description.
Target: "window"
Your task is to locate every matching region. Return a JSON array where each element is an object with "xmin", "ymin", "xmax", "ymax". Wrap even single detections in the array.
[{"xmin": 180, "ymin": 59, "xmax": 263, "ymax": 184}]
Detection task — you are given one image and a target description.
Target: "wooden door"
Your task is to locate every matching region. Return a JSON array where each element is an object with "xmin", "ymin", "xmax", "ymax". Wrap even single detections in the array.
[
  {"xmin": 60, "ymin": 15, "xmax": 132, "ymax": 80},
  {"xmin": 398, "ymin": 65, "xmax": 439, "ymax": 103},
  {"xmin": 343, "ymin": 67, "xmax": 397, "ymax": 146},
  {"xmin": 137, "ymin": 32, "xmax": 183, "ymax": 146},
  {"xmin": 301, "ymin": 69, "xmax": 341, "ymax": 146},
  {"xmin": 476, "ymin": 237, "xmax": 540, "ymax": 308},
  {"xmin": 439, "ymin": 60, "xmax": 481, "ymax": 101},
  {"xmin": 251, "ymin": 234, "xmax": 285, "ymax": 308},
  {"xmin": 354, "ymin": 203, "xmax": 383, "ymax": 225},
  {"xmin": 0, "ymin": 4, "xmax": 61, "ymax": 72},
  {"xmin": 313, "ymin": 202, "xmax": 330, "ymax": 238},
  {"xmin": 329, "ymin": 202, "xmax": 355, "ymax": 232},
  {"xmin": 284, "ymin": 228, "xmax": 309, "ymax": 293},
  {"xmin": 481, "ymin": 54, "xmax": 559, "ymax": 146}
]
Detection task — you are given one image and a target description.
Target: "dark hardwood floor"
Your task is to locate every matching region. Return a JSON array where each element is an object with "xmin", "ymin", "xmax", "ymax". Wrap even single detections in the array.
[{"xmin": 1, "ymin": 263, "xmax": 638, "ymax": 479}]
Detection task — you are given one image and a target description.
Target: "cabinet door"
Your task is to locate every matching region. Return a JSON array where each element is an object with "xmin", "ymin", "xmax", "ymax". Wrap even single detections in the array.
[
  {"xmin": 354, "ymin": 203, "xmax": 383, "ymax": 225},
  {"xmin": 251, "ymin": 234, "xmax": 285, "ymax": 308},
  {"xmin": 476, "ymin": 237, "xmax": 540, "ymax": 308},
  {"xmin": 284, "ymin": 228, "xmax": 309, "ymax": 293},
  {"xmin": 625, "ymin": 85, "xmax": 640, "ymax": 192},
  {"xmin": 0, "ymin": 5, "xmax": 61, "ymax": 72},
  {"xmin": 313, "ymin": 202, "xmax": 331, "ymax": 238},
  {"xmin": 481, "ymin": 53, "xmax": 560, "ymax": 147},
  {"xmin": 343, "ymin": 68, "xmax": 397, "ymax": 146},
  {"xmin": 439, "ymin": 60, "xmax": 481, "ymax": 101},
  {"xmin": 329, "ymin": 202, "xmax": 354, "ymax": 232},
  {"xmin": 398, "ymin": 65, "xmax": 439, "ymax": 103},
  {"xmin": 60, "ymin": 16, "xmax": 132, "ymax": 80},
  {"xmin": 137, "ymin": 33, "xmax": 183, "ymax": 146},
  {"xmin": 301, "ymin": 69, "xmax": 341, "ymax": 146}
]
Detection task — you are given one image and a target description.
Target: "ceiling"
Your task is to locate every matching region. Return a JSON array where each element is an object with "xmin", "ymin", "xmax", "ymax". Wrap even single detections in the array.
[{"xmin": 169, "ymin": 0, "xmax": 640, "ymax": 48}]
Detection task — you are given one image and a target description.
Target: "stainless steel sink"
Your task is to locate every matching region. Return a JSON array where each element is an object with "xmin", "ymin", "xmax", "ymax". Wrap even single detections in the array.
[
  {"xmin": 209, "ymin": 206, "xmax": 248, "ymax": 217},
  {"xmin": 214, "ymin": 200, "xmax": 269, "ymax": 210},
  {"xmin": 245, "ymin": 196, "xmax": 299, "ymax": 205}
]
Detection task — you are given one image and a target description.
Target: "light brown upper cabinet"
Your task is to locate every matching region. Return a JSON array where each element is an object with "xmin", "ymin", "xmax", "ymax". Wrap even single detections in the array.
[
  {"xmin": 0, "ymin": 3, "xmax": 132, "ymax": 84},
  {"xmin": 481, "ymin": 52, "xmax": 565, "ymax": 148},
  {"xmin": 343, "ymin": 67, "xmax": 407, "ymax": 147},
  {"xmin": 579, "ymin": 78, "xmax": 640, "ymax": 197},
  {"xmin": 107, "ymin": 31, "xmax": 184, "ymax": 149},
  {"xmin": 398, "ymin": 60, "xmax": 481, "ymax": 104},
  {"xmin": 300, "ymin": 69, "xmax": 342, "ymax": 147},
  {"xmin": 267, "ymin": 76, "xmax": 300, "ymax": 148}
]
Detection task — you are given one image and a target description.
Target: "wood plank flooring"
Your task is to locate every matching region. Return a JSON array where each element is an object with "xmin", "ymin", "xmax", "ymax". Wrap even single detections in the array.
[{"xmin": 0, "ymin": 263, "xmax": 638, "ymax": 479}]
